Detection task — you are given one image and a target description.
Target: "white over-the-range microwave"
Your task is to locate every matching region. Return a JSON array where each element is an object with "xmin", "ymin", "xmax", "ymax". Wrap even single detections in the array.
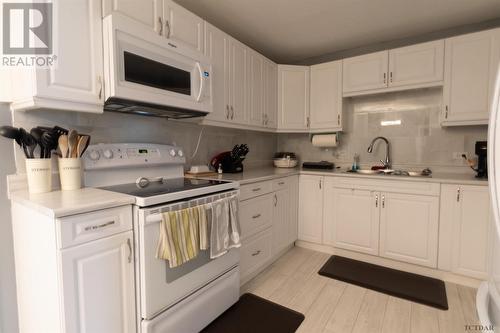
[{"xmin": 103, "ymin": 14, "xmax": 212, "ymax": 118}]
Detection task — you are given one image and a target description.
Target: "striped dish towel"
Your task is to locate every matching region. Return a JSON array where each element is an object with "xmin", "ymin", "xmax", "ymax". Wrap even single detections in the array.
[{"xmin": 156, "ymin": 207, "xmax": 200, "ymax": 268}]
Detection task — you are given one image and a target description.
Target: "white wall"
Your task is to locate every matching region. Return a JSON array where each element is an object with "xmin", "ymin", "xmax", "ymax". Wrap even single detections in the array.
[{"xmin": 0, "ymin": 105, "xmax": 18, "ymax": 333}]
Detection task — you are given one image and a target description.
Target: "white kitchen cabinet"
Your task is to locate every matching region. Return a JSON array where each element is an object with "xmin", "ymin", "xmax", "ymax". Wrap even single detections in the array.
[
  {"xmin": 278, "ymin": 65, "xmax": 310, "ymax": 131},
  {"xmin": 379, "ymin": 192, "xmax": 439, "ymax": 268},
  {"xmin": 288, "ymin": 176, "xmax": 299, "ymax": 244},
  {"xmin": 310, "ymin": 60, "xmax": 343, "ymax": 131},
  {"xmin": 248, "ymin": 50, "xmax": 265, "ymax": 126},
  {"xmin": 388, "ymin": 40, "xmax": 444, "ymax": 88},
  {"xmin": 342, "ymin": 51, "xmax": 388, "ymax": 94},
  {"xmin": 61, "ymin": 231, "xmax": 136, "ymax": 333},
  {"xmin": 298, "ymin": 175, "xmax": 324, "ymax": 243},
  {"xmin": 102, "ymin": 0, "xmax": 160, "ymax": 31},
  {"xmin": 442, "ymin": 28, "xmax": 500, "ymax": 126},
  {"xmin": 323, "ymin": 184, "xmax": 380, "ymax": 256},
  {"xmin": 204, "ymin": 22, "xmax": 230, "ymax": 123},
  {"xmin": 272, "ymin": 188, "xmax": 290, "ymax": 255},
  {"xmin": 229, "ymin": 39, "xmax": 248, "ymax": 124},
  {"xmin": 161, "ymin": 0, "xmax": 204, "ymax": 54},
  {"xmin": 439, "ymin": 185, "xmax": 492, "ymax": 279},
  {"xmin": 10, "ymin": 0, "xmax": 104, "ymax": 113},
  {"xmin": 263, "ymin": 59, "xmax": 278, "ymax": 129}
]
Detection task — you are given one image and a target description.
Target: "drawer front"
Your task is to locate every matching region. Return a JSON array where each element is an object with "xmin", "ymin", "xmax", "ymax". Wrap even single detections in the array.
[
  {"xmin": 240, "ymin": 181, "xmax": 273, "ymax": 201},
  {"xmin": 331, "ymin": 176, "xmax": 440, "ymax": 196},
  {"xmin": 240, "ymin": 194, "xmax": 273, "ymax": 239},
  {"xmin": 240, "ymin": 230, "xmax": 272, "ymax": 277},
  {"xmin": 272, "ymin": 177, "xmax": 290, "ymax": 191},
  {"xmin": 57, "ymin": 205, "xmax": 133, "ymax": 249}
]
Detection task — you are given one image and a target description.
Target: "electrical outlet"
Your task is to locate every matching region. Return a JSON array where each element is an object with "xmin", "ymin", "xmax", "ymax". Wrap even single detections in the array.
[{"xmin": 453, "ymin": 152, "xmax": 469, "ymax": 161}]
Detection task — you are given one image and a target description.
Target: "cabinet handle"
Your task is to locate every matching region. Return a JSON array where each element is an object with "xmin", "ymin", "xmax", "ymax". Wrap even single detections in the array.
[
  {"xmin": 274, "ymin": 194, "xmax": 278, "ymax": 207},
  {"xmin": 337, "ymin": 114, "xmax": 340, "ymax": 125},
  {"xmin": 307, "ymin": 117, "xmax": 310, "ymax": 128},
  {"xmin": 251, "ymin": 250, "xmax": 261, "ymax": 256},
  {"xmin": 165, "ymin": 20, "xmax": 171, "ymax": 38},
  {"xmin": 226, "ymin": 105, "xmax": 230, "ymax": 119},
  {"xmin": 158, "ymin": 17, "xmax": 163, "ymax": 35},
  {"xmin": 231, "ymin": 106, "xmax": 234, "ymax": 120},
  {"xmin": 252, "ymin": 213, "xmax": 261, "ymax": 219},
  {"xmin": 383, "ymin": 72, "xmax": 386, "ymax": 84},
  {"xmin": 319, "ymin": 179, "xmax": 322, "ymax": 189},
  {"xmin": 97, "ymin": 75, "xmax": 103, "ymax": 100},
  {"xmin": 278, "ymin": 181, "xmax": 285, "ymax": 185},
  {"xmin": 252, "ymin": 187, "xmax": 261, "ymax": 192},
  {"xmin": 457, "ymin": 188, "xmax": 461, "ymax": 202},
  {"xmin": 390, "ymin": 71, "xmax": 393, "ymax": 83},
  {"xmin": 382, "ymin": 195, "xmax": 385, "ymax": 208},
  {"xmin": 445, "ymin": 105, "xmax": 449, "ymax": 119},
  {"xmin": 375, "ymin": 194, "xmax": 378, "ymax": 208},
  {"xmin": 127, "ymin": 238, "xmax": 132, "ymax": 263},
  {"xmin": 84, "ymin": 220, "xmax": 115, "ymax": 232}
]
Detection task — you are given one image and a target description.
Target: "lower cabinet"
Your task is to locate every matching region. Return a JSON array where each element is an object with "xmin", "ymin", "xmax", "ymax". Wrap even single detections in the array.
[
  {"xmin": 323, "ymin": 184, "xmax": 380, "ymax": 256},
  {"xmin": 438, "ymin": 184, "xmax": 492, "ymax": 279},
  {"xmin": 298, "ymin": 175, "xmax": 324, "ymax": 243},
  {"xmin": 379, "ymin": 192, "xmax": 439, "ymax": 268},
  {"xmin": 61, "ymin": 231, "xmax": 136, "ymax": 333}
]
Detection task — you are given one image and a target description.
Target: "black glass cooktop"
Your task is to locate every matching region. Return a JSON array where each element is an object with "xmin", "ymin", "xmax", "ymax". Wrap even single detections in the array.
[{"xmin": 100, "ymin": 178, "xmax": 230, "ymax": 198}]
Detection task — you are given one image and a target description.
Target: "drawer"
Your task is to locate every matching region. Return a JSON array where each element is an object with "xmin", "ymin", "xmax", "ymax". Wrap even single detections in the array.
[
  {"xmin": 240, "ymin": 181, "xmax": 273, "ymax": 201},
  {"xmin": 240, "ymin": 194, "xmax": 273, "ymax": 239},
  {"xmin": 240, "ymin": 230, "xmax": 272, "ymax": 277},
  {"xmin": 57, "ymin": 205, "xmax": 133, "ymax": 249},
  {"xmin": 330, "ymin": 176, "xmax": 441, "ymax": 196},
  {"xmin": 272, "ymin": 177, "xmax": 289, "ymax": 191}
]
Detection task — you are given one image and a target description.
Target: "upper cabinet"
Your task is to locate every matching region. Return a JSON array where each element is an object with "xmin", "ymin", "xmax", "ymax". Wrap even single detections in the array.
[
  {"xmin": 102, "ymin": 0, "xmax": 160, "ymax": 30},
  {"xmin": 343, "ymin": 51, "xmax": 388, "ymax": 94},
  {"xmin": 263, "ymin": 60, "xmax": 278, "ymax": 129},
  {"xmin": 441, "ymin": 28, "xmax": 500, "ymax": 126},
  {"xmin": 310, "ymin": 60, "xmax": 343, "ymax": 132},
  {"xmin": 343, "ymin": 40, "xmax": 444, "ymax": 97},
  {"xmin": 248, "ymin": 50, "xmax": 265, "ymax": 127},
  {"xmin": 10, "ymin": 0, "xmax": 104, "ymax": 113},
  {"xmin": 277, "ymin": 65, "xmax": 310, "ymax": 132}
]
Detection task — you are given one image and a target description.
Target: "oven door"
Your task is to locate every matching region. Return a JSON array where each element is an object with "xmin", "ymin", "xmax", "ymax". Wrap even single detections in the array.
[
  {"xmin": 136, "ymin": 193, "xmax": 240, "ymax": 320},
  {"xmin": 103, "ymin": 14, "xmax": 211, "ymax": 115}
]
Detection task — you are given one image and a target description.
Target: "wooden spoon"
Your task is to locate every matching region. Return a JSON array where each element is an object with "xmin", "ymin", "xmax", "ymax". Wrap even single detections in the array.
[
  {"xmin": 58, "ymin": 135, "xmax": 69, "ymax": 158},
  {"xmin": 76, "ymin": 135, "xmax": 89, "ymax": 158},
  {"xmin": 67, "ymin": 129, "xmax": 78, "ymax": 158}
]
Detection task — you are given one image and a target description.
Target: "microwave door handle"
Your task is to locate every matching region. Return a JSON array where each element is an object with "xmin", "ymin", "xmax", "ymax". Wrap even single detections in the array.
[{"xmin": 195, "ymin": 62, "xmax": 204, "ymax": 102}]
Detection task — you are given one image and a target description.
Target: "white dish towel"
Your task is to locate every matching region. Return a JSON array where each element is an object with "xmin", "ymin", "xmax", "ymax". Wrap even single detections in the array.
[{"xmin": 209, "ymin": 195, "xmax": 241, "ymax": 259}]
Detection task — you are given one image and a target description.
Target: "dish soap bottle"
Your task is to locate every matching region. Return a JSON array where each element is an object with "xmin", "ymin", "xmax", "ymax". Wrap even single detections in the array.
[{"xmin": 351, "ymin": 153, "xmax": 360, "ymax": 171}]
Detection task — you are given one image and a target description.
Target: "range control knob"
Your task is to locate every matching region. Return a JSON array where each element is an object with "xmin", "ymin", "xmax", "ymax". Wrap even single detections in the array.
[
  {"xmin": 169, "ymin": 149, "xmax": 176, "ymax": 157},
  {"xmin": 103, "ymin": 149, "xmax": 114, "ymax": 159},
  {"xmin": 177, "ymin": 150, "xmax": 184, "ymax": 157},
  {"xmin": 88, "ymin": 150, "xmax": 100, "ymax": 161}
]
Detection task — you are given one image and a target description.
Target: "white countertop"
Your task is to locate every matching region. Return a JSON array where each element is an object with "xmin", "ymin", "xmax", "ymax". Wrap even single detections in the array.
[
  {"xmin": 9, "ymin": 188, "xmax": 135, "ymax": 219},
  {"xmin": 211, "ymin": 167, "xmax": 488, "ymax": 186}
]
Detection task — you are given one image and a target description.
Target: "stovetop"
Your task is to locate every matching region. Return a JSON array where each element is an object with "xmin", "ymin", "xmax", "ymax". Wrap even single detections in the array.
[{"xmin": 100, "ymin": 177, "xmax": 231, "ymax": 198}]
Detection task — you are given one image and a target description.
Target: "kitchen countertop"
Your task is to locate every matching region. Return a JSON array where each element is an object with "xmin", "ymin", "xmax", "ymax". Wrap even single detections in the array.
[
  {"xmin": 9, "ymin": 188, "xmax": 135, "ymax": 218},
  {"xmin": 211, "ymin": 167, "xmax": 488, "ymax": 186}
]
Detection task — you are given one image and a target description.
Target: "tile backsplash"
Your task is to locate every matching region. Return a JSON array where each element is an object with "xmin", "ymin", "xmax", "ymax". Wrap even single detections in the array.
[
  {"xmin": 278, "ymin": 88, "xmax": 488, "ymax": 171},
  {"xmin": 12, "ymin": 110, "xmax": 277, "ymax": 173}
]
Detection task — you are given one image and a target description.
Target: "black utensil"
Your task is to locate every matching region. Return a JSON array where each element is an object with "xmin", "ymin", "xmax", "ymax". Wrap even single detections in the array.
[
  {"xmin": 41, "ymin": 130, "xmax": 59, "ymax": 158},
  {"xmin": 0, "ymin": 125, "xmax": 22, "ymax": 147},
  {"xmin": 19, "ymin": 128, "xmax": 37, "ymax": 158},
  {"xmin": 30, "ymin": 128, "xmax": 45, "ymax": 158}
]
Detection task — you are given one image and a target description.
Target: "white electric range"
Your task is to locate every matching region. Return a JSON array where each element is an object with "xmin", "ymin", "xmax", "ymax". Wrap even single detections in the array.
[{"xmin": 83, "ymin": 143, "xmax": 241, "ymax": 333}]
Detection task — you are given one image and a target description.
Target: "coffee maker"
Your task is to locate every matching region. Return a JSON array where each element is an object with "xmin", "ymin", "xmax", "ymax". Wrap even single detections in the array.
[{"xmin": 475, "ymin": 141, "xmax": 487, "ymax": 178}]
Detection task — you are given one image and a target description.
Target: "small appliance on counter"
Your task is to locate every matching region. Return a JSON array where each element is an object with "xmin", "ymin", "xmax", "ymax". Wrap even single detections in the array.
[
  {"xmin": 273, "ymin": 152, "xmax": 298, "ymax": 168},
  {"xmin": 210, "ymin": 144, "xmax": 249, "ymax": 173},
  {"xmin": 302, "ymin": 161, "xmax": 335, "ymax": 170},
  {"xmin": 475, "ymin": 141, "xmax": 488, "ymax": 178}
]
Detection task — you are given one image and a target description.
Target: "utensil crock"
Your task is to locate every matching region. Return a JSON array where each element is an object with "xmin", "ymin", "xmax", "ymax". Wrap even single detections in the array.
[
  {"xmin": 58, "ymin": 158, "xmax": 82, "ymax": 191},
  {"xmin": 25, "ymin": 158, "xmax": 52, "ymax": 194}
]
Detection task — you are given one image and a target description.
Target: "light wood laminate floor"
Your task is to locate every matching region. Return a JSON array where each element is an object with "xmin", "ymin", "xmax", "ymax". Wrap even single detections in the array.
[{"xmin": 242, "ymin": 246, "xmax": 479, "ymax": 333}]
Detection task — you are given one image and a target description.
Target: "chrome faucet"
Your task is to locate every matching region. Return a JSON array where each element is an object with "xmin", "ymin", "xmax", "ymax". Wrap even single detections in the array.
[{"xmin": 367, "ymin": 137, "xmax": 391, "ymax": 169}]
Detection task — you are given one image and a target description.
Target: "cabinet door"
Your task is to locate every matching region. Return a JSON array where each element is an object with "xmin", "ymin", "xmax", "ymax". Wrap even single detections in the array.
[
  {"xmin": 278, "ymin": 65, "xmax": 310, "ymax": 131},
  {"xmin": 229, "ymin": 39, "xmax": 247, "ymax": 124},
  {"xmin": 323, "ymin": 185, "xmax": 380, "ymax": 256},
  {"xmin": 298, "ymin": 175, "xmax": 324, "ymax": 243},
  {"xmin": 310, "ymin": 60, "xmax": 342, "ymax": 131},
  {"xmin": 34, "ymin": 0, "xmax": 104, "ymax": 112},
  {"xmin": 60, "ymin": 231, "xmax": 136, "ymax": 333},
  {"xmin": 204, "ymin": 22, "xmax": 230, "ymax": 122},
  {"xmin": 442, "ymin": 28, "xmax": 500, "ymax": 125},
  {"xmin": 388, "ymin": 40, "xmax": 444, "ymax": 87},
  {"xmin": 102, "ymin": 0, "xmax": 160, "ymax": 31},
  {"xmin": 342, "ymin": 51, "xmax": 388, "ymax": 93},
  {"xmin": 272, "ymin": 189, "xmax": 290, "ymax": 255},
  {"xmin": 263, "ymin": 59, "xmax": 278, "ymax": 129},
  {"xmin": 248, "ymin": 51, "xmax": 264, "ymax": 126},
  {"xmin": 288, "ymin": 176, "xmax": 299, "ymax": 244},
  {"xmin": 162, "ymin": 0, "xmax": 204, "ymax": 53},
  {"xmin": 439, "ymin": 185, "xmax": 492, "ymax": 279},
  {"xmin": 379, "ymin": 193, "xmax": 439, "ymax": 268}
]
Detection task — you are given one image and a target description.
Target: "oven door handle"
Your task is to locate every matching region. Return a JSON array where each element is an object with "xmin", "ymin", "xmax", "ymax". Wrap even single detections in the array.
[{"xmin": 195, "ymin": 62, "xmax": 204, "ymax": 102}]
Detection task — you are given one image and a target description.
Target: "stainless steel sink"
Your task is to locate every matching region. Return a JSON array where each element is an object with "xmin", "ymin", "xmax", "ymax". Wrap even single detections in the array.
[{"xmin": 345, "ymin": 169, "xmax": 431, "ymax": 177}]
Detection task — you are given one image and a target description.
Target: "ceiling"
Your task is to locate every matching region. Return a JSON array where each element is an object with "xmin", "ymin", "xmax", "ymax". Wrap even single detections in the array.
[{"xmin": 175, "ymin": 0, "xmax": 500, "ymax": 64}]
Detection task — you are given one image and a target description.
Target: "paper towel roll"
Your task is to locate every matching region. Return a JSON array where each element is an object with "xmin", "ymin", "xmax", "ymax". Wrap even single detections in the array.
[{"xmin": 312, "ymin": 134, "xmax": 338, "ymax": 147}]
